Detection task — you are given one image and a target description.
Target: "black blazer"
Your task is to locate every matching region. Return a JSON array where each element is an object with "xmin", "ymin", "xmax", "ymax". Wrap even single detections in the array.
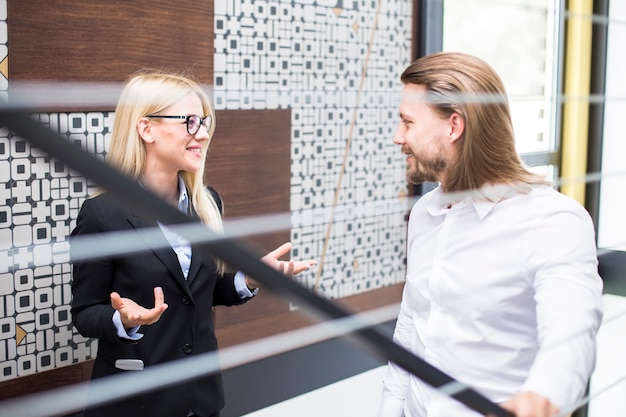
[{"xmin": 70, "ymin": 191, "xmax": 251, "ymax": 417}]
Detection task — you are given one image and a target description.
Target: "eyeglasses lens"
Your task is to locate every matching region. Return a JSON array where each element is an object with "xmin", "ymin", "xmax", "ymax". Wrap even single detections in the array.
[
  {"xmin": 186, "ymin": 115, "xmax": 212, "ymax": 135},
  {"xmin": 202, "ymin": 116, "xmax": 212, "ymax": 131},
  {"xmin": 187, "ymin": 116, "xmax": 201, "ymax": 135}
]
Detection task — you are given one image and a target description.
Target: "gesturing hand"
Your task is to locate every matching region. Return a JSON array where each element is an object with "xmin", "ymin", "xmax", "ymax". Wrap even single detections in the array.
[
  {"xmin": 262, "ymin": 242, "xmax": 317, "ymax": 276},
  {"xmin": 110, "ymin": 287, "xmax": 169, "ymax": 329},
  {"xmin": 245, "ymin": 242, "xmax": 317, "ymax": 288}
]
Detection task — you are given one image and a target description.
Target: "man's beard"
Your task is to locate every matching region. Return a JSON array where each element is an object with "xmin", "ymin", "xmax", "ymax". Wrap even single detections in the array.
[{"xmin": 404, "ymin": 149, "xmax": 447, "ymax": 185}]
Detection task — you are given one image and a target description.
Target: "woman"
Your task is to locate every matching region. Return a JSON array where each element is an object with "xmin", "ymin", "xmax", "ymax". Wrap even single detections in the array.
[{"xmin": 70, "ymin": 69, "xmax": 315, "ymax": 417}]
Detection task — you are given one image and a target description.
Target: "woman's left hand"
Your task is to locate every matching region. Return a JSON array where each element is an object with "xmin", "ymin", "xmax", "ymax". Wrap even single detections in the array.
[
  {"xmin": 263, "ymin": 242, "xmax": 317, "ymax": 276},
  {"xmin": 245, "ymin": 242, "xmax": 316, "ymax": 288}
]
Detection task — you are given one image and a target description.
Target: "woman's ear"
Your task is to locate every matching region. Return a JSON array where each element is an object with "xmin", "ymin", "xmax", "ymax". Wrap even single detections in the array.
[
  {"xmin": 448, "ymin": 113, "xmax": 465, "ymax": 144},
  {"xmin": 137, "ymin": 118, "xmax": 155, "ymax": 143}
]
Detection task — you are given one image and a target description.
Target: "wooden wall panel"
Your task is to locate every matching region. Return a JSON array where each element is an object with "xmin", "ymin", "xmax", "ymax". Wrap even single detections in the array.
[
  {"xmin": 207, "ymin": 109, "xmax": 291, "ymax": 224},
  {"xmin": 216, "ymin": 282, "xmax": 404, "ymax": 349},
  {"xmin": 206, "ymin": 109, "xmax": 294, "ymax": 330},
  {"xmin": 7, "ymin": 1, "xmax": 213, "ymax": 85}
]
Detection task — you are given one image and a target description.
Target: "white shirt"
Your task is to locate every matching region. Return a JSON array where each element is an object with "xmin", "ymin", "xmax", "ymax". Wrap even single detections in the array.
[
  {"xmin": 379, "ymin": 184, "xmax": 604, "ymax": 417},
  {"xmin": 159, "ymin": 176, "xmax": 193, "ymax": 278}
]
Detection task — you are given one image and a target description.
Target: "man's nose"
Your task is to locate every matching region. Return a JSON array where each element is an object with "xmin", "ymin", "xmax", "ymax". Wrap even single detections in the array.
[{"xmin": 392, "ymin": 126, "xmax": 405, "ymax": 145}]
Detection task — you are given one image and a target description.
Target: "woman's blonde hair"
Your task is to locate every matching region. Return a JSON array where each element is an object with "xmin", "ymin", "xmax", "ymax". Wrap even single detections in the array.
[
  {"xmin": 401, "ymin": 52, "xmax": 546, "ymax": 194},
  {"xmin": 106, "ymin": 69, "xmax": 225, "ymax": 271}
]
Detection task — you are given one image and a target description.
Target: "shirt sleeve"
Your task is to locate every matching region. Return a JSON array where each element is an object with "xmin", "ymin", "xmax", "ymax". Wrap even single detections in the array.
[
  {"xmin": 234, "ymin": 270, "xmax": 259, "ymax": 298},
  {"xmin": 379, "ymin": 284, "xmax": 413, "ymax": 417},
  {"xmin": 112, "ymin": 310, "xmax": 143, "ymax": 341},
  {"xmin": 378, "ymin": 389, "xmax": 405, "ymax": 417},
  {"xmin": 522, "ymin": 202, "xmax": 604, "ymax": 411}
]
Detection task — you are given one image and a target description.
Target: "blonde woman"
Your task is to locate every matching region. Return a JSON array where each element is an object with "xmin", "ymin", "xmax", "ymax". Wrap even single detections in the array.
[{"xmin": 71, "ymin": 70, "xmax": 315, "ymax": 417}]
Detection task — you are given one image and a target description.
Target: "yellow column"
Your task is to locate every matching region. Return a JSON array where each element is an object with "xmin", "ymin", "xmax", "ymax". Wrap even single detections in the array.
[{"xmin": 560, "ymin": 0, "xmax": 594, "ymax": 204}]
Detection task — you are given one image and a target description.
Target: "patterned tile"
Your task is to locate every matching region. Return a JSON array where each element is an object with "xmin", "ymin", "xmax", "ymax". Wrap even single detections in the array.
[{"xmin": 214, "ymin": 0, "xmax": 411, "ymax": 299}]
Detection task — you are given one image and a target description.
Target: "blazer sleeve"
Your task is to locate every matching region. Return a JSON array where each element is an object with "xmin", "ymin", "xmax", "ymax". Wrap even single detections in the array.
[
  {"xmin": 205, "ymin": 186, "xmax": 258, "ymax": 306},
  {"xmin": 207, "ymin": 186, "xmax": 258, "ymax": 306},
  {"xmin": 212, "ymin": 272, "xmax": 254, "ymax": 306},
  {"xmin": 70, "ymin": 197, "xmax": 123, "ymax": 343}
]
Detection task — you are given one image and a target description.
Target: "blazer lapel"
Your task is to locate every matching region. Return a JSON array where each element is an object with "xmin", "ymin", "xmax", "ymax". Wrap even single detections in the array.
[
  {"xmin": 186, "ymin": 248, "xmax": 202, "ymax": 286},
  {"xmin": 185, "ymin": 203, "xmax": 204, "ymax": 286},
  {"xmin": 127, "ymin": 215, "xmax": 193, "ymax": 296}
]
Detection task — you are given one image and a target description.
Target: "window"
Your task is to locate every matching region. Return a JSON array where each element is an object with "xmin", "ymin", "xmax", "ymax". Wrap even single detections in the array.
[{"xmin": 442, "ymin": 0, "xmax": 561, "ymax": 177}]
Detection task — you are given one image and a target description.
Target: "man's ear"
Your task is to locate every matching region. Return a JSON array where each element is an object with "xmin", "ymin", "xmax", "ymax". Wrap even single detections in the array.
[
  {"xmin": 448, "ymin": 113, "xmax": 465, "ymax": 144},
  {"xmin": 137, "ymin": 118, "xmax": 155, "ymax": 143}
]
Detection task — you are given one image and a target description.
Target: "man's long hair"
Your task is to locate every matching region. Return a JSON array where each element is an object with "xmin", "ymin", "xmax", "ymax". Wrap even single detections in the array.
[{"xmin": 401, "ymin": 51, "xmax": 546, "ymax": 193}]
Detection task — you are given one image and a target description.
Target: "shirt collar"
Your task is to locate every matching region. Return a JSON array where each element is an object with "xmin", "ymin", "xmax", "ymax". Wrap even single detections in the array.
[
  {"xmin": 426, "ymin": 187, "xmax": 452, "ymax": 216},
  {"xmin": 176, "ymin": 175, "xmax": 189, "ymax": 214},
  {"xmin": 472, "ymin": 199, "xmax": 498, "ymax": 219},
  {"xmin": 138, "ymin": 175, "xmax": 189, "ymax": 215},
  {"xmin": 426, "ymin": 184, "xmax": 514, "ymax": 219}
]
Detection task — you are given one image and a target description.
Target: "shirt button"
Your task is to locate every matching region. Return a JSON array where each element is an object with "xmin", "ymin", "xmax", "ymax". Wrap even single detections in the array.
[{"xmin": 182, "ymin": 343, "xmax": 193, "ymax": 354}]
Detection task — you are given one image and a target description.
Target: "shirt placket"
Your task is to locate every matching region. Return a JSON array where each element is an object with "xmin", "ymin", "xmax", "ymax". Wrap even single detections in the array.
[{"xmin": 424, "ymin": 207, "xmax": 454, "ymax": 416}]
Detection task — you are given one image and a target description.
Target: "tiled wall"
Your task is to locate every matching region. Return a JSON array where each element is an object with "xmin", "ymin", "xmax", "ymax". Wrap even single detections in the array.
[
  {"xmin": 213, "ymin": 1, "xmax": 411, "ymax": 297},
  {"xmin": 0, "ymin": 0, "xmax": 412, "ymax": 381}
]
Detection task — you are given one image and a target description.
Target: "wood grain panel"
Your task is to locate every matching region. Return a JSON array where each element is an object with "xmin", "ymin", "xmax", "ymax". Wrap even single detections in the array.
[
  {"xmin": 216, "ymin": 282, "xmax": 404, "ymax": 348},
  {"xmin": 206, "ymin": 109, "xmax": 293, "ymax": 329},
  {"xmin": 207, "ymin": 109, "xmax": 291, "ymax": 222},
  {"xmin": 8, "ymin": 1, "xmax": 213, "ymax": 86}
]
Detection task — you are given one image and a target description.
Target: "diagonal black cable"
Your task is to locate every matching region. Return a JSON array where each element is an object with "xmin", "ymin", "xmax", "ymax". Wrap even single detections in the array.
[{"xmin": 0, "ymin": 110, "xmax": 513, "ymax": 417}]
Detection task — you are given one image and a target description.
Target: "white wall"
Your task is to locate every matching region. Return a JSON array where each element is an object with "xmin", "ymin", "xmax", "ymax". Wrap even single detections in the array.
[
  {"xmin": 588, "ymin": 295, "xmax": 626, "ymax": 416},
  {"xmin": 597, "ymin": 1, "xmax": 626, "ymax": 250}
]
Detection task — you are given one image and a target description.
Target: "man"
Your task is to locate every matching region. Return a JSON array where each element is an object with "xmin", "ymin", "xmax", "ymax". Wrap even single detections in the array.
[{"xmin": 378, "ymin": 52, "xmax": 603, "ymax": 417}]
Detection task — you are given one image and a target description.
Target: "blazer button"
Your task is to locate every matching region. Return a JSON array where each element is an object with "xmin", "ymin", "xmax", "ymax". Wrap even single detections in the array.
[
  {"xmin": 182, "ymin": 343, "xmax": 193, "ymax": 354},
  {"xmin": 181, "ymin": 296, "xmax": 191, "ymax": 305}
]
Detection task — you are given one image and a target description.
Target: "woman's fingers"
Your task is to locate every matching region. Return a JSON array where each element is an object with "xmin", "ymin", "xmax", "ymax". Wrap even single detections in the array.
[
  {"xmin": 260, "ymin": 242, "xmax": 317, "ymax": 277},
  {"xmin": 265, "ymin": 242, "xmax": 292, "ymax": 261},
  {"xmin": 153, "ymin": 287, "xmax": 168, "ymax": 310},
  {"xmin": 110, "ymin": 291, "xmax": 122, "ymax": 310},
  {"xmin": 276, "ymin": 259, "xmax": 316, "ymax": 276},
  {"xmin": 110, "ymin": 288, "xmax": 168, "ymax": 327}
]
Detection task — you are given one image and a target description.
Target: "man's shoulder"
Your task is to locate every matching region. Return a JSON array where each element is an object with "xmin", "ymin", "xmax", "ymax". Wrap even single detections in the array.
[{"xmin": 520, "ymin": 185, "xmax": 591, "ymax": 219}]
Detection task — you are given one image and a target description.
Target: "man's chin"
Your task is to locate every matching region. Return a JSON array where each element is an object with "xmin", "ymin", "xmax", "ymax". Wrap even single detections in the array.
[
  {"xmin": 407, "ymin": 170, "xmax": 434, "ymax": 185},
  {"xmin": 407, "ymin": 176, "xmax": 424, "ymax": 186},
  {"xmin": 406, "ymin": 160, "xmax": 443, "ymax": 184}
]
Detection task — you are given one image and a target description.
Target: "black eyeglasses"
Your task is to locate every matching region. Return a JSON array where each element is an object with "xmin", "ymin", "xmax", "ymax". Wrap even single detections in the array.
[{"xmin": 146, "ymin": 114, "xmax": 212, "ymax": 135}]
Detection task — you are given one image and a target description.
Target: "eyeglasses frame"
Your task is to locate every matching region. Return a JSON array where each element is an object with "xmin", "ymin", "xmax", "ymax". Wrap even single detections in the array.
[{"xmin": 145, "ymin": 114, "xmax": 212, "ymax": 135}]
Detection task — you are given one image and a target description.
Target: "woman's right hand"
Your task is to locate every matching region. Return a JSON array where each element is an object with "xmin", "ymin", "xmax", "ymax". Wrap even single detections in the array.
[{"xmin": 110, "ymin": 287, "xmax": 169, "ymax": 329}]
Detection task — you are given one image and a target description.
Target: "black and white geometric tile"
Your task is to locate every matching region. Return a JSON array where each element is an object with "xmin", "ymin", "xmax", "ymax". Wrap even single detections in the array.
[{"xmin": 214, "ymin": 0, "xmax": 411, "ymax": 299}]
